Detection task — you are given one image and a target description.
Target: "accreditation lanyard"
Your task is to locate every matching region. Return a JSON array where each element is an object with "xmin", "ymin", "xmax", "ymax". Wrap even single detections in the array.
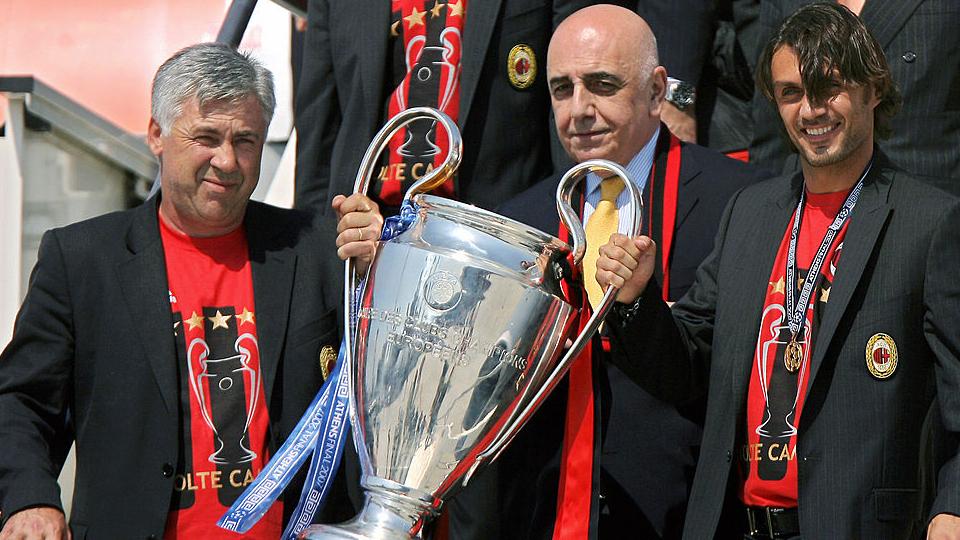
[{"xmin": 782, "ymin": 161, "xmax": 871, "ymax": 372}]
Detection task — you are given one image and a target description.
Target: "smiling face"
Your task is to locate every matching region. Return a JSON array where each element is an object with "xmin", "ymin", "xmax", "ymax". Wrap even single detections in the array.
[
  {"xmin": 149, "ymin": 95, "xmax": 266, "ymax": 237},
  {"xmin": 771, "ymin": 46, "xmax": 879, "ymax": 173},
  {"xmin": 547, "ymin": 20, "xmax": 665, "ymax": 166}
]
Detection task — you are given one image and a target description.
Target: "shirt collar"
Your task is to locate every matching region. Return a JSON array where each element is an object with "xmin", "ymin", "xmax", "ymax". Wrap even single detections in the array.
[{"xmin": 585, "ymin": 125, "xmax": 661, "ymax": 198}]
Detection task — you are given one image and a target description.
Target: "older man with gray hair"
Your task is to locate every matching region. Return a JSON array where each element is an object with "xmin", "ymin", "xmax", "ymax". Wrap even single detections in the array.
[{"xmin": 0, "ymin": 43, "xmax": 378, "ymax": 539}]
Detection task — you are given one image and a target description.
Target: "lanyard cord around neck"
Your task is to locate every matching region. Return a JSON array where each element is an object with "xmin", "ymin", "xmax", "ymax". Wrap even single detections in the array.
[{"xmin": 782, "ymin": 159, "xmax": 872, "ymax": 371}]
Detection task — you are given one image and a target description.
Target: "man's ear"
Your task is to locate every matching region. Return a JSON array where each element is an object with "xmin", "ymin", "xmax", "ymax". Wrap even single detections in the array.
[
  {"xmin": 147, "ymin": 117, "xmax": 163, "ymax": 158},
  {"xmin": 866, "ymin": 84, "xmax": 882, "ymax": 110},
  {"xmin": 649, "ymin": 66, "xmax": 668, "ymax": 115}
]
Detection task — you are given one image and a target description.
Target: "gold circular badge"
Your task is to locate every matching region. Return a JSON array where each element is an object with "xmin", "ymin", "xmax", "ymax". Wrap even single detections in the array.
[
  {"xmin": 319, "ymin": 345, "xmax": 338, "ymax": 380},
  {"xmin": 507, "ymin": 44, "xmax": 537, "ymax": 90},
  {"xmin": 866, "ymin": 333, "xmax": 897, "ymax": 379},
  {"xmin": 784, "ymin": 339, "xmax": 804, "ymax": 372}
]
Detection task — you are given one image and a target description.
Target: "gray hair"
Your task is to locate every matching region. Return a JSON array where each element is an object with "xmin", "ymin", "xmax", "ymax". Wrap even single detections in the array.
[{"xmin": 151, "ymin": 42, "xmax": 275, "ymax": 134}]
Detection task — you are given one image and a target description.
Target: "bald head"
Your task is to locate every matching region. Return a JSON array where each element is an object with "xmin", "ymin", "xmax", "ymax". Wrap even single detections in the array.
[
  {"xmin": 547, "ymin": 5, "xmax": 666, "ymax": 165},
  {"xmin": 550, "ymin": 5, "xmax": 659, "ymax": 79}
]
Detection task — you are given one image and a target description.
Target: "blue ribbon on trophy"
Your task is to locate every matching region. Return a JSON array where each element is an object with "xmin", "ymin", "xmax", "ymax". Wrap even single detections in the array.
[{"xmin": 217, "ymin": 203, "xmax": 420, "ymax": 538}]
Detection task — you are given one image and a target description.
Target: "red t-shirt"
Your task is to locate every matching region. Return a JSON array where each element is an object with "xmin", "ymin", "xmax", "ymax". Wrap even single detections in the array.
[
  {"xmin": 160, "ymin": 215, "xmax": 282, "ymax": 539},
  {"xmin": 740, "ymin": 189, "xmax": 851, "ymax": 507}
]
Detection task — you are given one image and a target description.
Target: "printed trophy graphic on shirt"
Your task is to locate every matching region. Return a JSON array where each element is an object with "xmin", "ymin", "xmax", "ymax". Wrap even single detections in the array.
[
  {"xmin": 756, "ymin": 303, "xmax": 810, "ymax": 480},
  {"xmin": 396, "ymin": 46, "xmax": 448, "ymax": 159},
  {"xmin": 300, "ymin": 107, "xmax": 643, "ymax": 539},
  {"xmin": 188, "ymin": 327, "xmax": 260, "ymax": 465},
  {"xmin": 756, "ymin": 305, "xmax": 811, "ymax": 440},
  {"xmin": 391, "ymin": 29, "xmax": 462, "ymax": 182}
]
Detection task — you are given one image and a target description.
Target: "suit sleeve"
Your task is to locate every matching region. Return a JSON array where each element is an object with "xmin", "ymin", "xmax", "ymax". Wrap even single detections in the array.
[
  {"xmin": 606, "ymin": 188, "xmax": 745, "ymax": 405},
  {"xmin": 634, "ymin": 0, "xmax": 716, "ymax": 86},
  {"xmin": 0, "ymin": 231, "xmax": 75, "ymax": 519},
  {"xmin": 924, "ymin": 202, "xmax": 960, "ymax": 518},
  {"xmin": 294, "ymin": 0, "xmax": 341, "ymax": 216}
]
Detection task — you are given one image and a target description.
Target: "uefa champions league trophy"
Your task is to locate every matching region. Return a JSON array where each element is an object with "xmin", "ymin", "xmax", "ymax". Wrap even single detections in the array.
[{"xmin": 301, "ymin": 107, "xmax": 642, "ymax": 539}]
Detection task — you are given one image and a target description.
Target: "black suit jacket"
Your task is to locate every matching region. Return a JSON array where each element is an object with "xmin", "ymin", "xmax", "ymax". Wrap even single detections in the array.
[
  {"xmin": 608, "ymin": 151, "xmax": 960, "ymax": 539},
  {"xmin": 470, "ymin": 131, "xmax": 760, "ymax": 540},
  {"xmin": 0, "ymin": 200, "xmax": 343, "ymax": 538},
  {"xmin": 750, "ymin": 0, "xmax": 960, "ymax": 190},
  {"xmin": 294, "ymin": 0, "xmax": 592, "ymax": 216}
]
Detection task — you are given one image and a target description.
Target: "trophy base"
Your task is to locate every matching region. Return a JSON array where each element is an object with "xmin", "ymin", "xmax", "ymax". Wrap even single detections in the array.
[{"xmin": 299, "ymin": 480, "xmax": 439, "ymax": 540}]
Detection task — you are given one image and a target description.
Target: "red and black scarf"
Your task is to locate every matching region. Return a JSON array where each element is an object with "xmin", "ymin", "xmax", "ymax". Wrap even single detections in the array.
[{"xmin": 379, "ymin": 0, "xmax": 467, "ymax": 205}]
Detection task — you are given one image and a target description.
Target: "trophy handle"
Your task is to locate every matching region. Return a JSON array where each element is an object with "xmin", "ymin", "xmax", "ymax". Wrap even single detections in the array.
[
  {"xmin": 344, "ymin": 104, "xmax": 463, "ymax": 346},
  {"xmin": 467, "ymin": 159, "xmax": 642, "ymax": 479},
  {"xmin": 548, "ymin": 158, "xmax": 643, "ymax": 404},
  {"xmin": 344, "ymin": 107, "xmax": 463, "ymax": 475},
  {"xmin": 346, "ymin": 105, "xmax": 463, "ymax": 309},
  {"xmin": 349, "ymin": 106, "xmax": 463, "ymax": 200}
]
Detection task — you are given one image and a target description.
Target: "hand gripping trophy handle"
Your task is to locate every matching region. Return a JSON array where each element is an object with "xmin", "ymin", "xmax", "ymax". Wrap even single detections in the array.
[{"xmin": 467, "ymin": 160, "xmax": 643, "ymax": 477}]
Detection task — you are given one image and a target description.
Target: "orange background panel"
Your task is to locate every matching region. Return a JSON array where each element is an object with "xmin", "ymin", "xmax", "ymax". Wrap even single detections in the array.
[{"xmin": 0, "ymin": 0, "xmax": 229, "ymax": 134}]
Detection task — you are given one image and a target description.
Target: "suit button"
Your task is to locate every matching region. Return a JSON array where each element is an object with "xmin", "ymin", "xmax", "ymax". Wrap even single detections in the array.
[
  {"xmin": 147, "ymin": 535, "xmax": 157, "ymax": 540},
  {"xmin": 725, "ymin": 450, "xmax": 732, "ymax": 462},
  {"xmin": 902, "ymin": 51, "xmax": 917, "ymax": 63},
  {"xmin": 162, "ymin": 463, "xmax": 174, "ymax": 477}
]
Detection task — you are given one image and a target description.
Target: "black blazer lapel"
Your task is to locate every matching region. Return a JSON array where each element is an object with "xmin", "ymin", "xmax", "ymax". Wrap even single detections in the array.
[
  {"xmin": 858, "ymin": 0, "xmax": 924, "ymax": 49},
  {"xmin": 116, "ymin": 200, "xmax": 178, "ymax": 414},
  {"xmin": 730, "ymin": 175, "xmax": 803, "ymax": 403},
  {"xmin": 806, "ymin": 159, "xmax": 894, "ymax": 389},
  {"xmin": 459, "ymin": 0, "xmax": 503, "ymax": 130},
  {"xmin": 245, "ymin": 203, "xmax": 297, "ymax": 410},
  {"xmin": 675, "ymin": 144, "xmax": 702, "ymax": 232},
  {"xmin": 646, "ymin": 128, "xmax": 674, "ymax": 286}
]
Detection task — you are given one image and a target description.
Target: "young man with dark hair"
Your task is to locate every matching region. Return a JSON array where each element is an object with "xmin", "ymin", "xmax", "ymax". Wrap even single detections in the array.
[
  {"xmin": 596, "ymin": 3, "xmax": 960, "ymax": 538},
  {"xmin": 749, "ymin": 0, "xmax": 960, "ymax": 190}
]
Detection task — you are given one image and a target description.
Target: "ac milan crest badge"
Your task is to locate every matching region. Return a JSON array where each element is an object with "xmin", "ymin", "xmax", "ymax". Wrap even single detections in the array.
[
  {"xmin": 507, "ymin": 44, "xmax": 536, "ymax": 90},
  {"xmin": 320, "ymin": 345, "xmax": 338, "ymax": 380},
  {"xmin": 866, "ymin": 333, "xmax": 898, "ymax": 379}
]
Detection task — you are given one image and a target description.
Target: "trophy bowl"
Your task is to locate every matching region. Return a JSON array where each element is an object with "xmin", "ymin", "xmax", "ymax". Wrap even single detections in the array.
[{"xmin": 301, "ymin": 107, "xmax": 641, "ymax": 539}]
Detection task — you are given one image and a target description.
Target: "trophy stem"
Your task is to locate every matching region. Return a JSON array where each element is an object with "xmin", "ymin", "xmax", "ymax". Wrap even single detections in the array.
[{"xmin": 298, "ymin": 479, "xmax": 440, "ymax": 540}]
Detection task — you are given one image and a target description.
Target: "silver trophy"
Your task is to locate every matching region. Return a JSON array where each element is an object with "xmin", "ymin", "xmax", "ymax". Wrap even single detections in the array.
[{"xmin": 302, "ymin": 107, "xmax": 642, "ymax": 539}]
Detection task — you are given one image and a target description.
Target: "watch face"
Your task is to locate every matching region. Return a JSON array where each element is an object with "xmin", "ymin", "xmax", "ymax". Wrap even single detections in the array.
[{"xmin": 667, "ymin": 80, "xmax": 695, "ymax": 109}]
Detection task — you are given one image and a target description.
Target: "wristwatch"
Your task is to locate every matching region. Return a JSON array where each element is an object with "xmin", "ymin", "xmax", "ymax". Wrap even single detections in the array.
[
  {"xmin": 611, "ymin": 294, "xmax": 644, "ymax": 325},
  {"xmin": 665, "ymin": 77, "xmax": 696, "ymax": 110}
]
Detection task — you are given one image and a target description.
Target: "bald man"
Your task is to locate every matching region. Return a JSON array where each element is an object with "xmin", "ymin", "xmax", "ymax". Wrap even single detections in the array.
[{"xmin": 457, "ymin": 5, "xmax": 762, "ymax": 539}]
